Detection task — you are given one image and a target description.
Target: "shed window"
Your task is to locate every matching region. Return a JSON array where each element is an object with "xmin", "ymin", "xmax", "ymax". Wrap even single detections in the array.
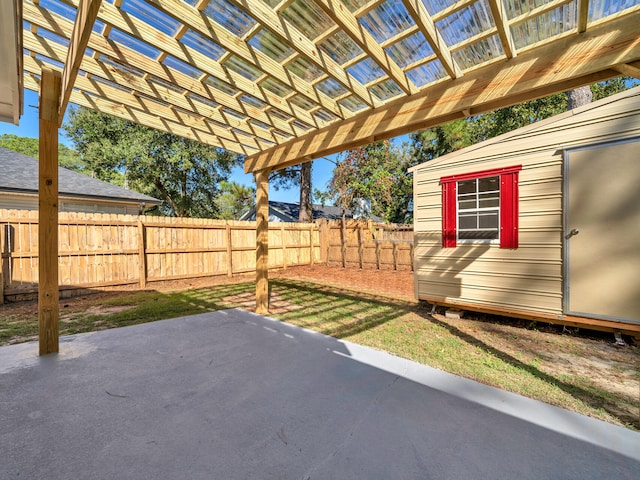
[{"xmin": 440, "ymin": 166, "xmax": 522, "ymax": 249}]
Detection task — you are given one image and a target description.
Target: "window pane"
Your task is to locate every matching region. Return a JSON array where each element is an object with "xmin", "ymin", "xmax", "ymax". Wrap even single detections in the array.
[
  {"xmin": 479, "ymin": 176, "xmax": 499, "ymax": 192},
  {"xmin": 459, "ymin": 213, "xmax": 477, "ymax": 230},
  {"xmin": 459, "ymin": 230, "xmax": 498, "ymax": 240},
  {"xmin": 479, "ymin": 212, "xmax": 499, "ymax": 229},
  {"xmin": 458, "ymin": 179, "xmax": 477, "ymax": 195},
  {"xmin": 479, "ymin": 193, "xmax": 499, "ymax": 208},
  {"xmin": 458, "ymin": 198, "xmax": 476, "ymax": 210}
]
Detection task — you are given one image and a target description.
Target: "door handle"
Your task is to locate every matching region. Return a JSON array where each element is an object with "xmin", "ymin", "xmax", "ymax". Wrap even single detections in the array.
[{"xmin": 565, "ymin": 228, "xmax": 579, "ymax": 239}]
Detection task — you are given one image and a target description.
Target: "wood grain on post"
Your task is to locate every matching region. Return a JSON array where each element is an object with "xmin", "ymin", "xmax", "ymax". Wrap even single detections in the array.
[
  {"xmin": 309, "ymin": 225, "xmax": 314, "ymax": 266},
  {"xmin": 137, "ymin": 220, "xmax": 146, "ymax": 288},
  {"xmin": 255, "ymin": 169, "xmax": 269, "ymax": 315},
  {"xmin": 38, "ymin": 68, "xmax": 62, "ymax": 356}
]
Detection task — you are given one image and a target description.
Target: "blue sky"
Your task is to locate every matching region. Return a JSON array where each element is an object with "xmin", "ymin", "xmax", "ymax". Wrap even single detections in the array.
[{"xmin": 0, "ymin": 89, "xmax": 342, "ymax": 204}]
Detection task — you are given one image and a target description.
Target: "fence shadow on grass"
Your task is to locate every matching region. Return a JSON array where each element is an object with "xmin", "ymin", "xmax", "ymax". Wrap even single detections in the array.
[{"xmin": 414, "ymin": 308, "xmax": 638, "ymax": 429}]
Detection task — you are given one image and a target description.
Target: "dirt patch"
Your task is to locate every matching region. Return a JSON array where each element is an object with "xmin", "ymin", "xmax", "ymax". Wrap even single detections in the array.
[{"xmin": 272, "ymin": 265, "xmax": 415, "ymax": 302}]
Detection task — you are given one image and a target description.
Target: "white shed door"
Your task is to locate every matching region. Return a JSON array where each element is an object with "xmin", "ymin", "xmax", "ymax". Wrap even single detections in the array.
[{"xmin": 565, "ymin": 139, "xmax": 640, "ymax": 324}]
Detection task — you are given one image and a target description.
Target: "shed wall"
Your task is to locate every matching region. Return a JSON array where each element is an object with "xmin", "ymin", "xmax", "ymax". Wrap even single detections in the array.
[{"xmin": 413, "ymin": 91, "xmax": 640, "ymax": 317}]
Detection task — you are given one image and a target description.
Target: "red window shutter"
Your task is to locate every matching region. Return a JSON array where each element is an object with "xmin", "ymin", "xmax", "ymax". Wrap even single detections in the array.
[
  {"xmin": 499, "ymin": 171, "xmax": 519, "ymax": 249},
  {"xmin": 441, "ymin": 180, "xmax": 457, "ymax": 247}
]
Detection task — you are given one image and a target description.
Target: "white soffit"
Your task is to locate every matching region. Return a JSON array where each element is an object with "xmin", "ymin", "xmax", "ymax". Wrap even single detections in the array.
[{"xmin": 0, "ymin": 0, "xmax": 23, "ymax": 125}]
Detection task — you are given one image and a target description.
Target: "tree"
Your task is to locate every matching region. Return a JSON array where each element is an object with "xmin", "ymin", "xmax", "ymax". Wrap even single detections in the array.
[
  {"xmin": 268, "ymin": 162, "xmax": 314, "ymax": 222},
  {"xmin": 64, "ymin": 107, "xmax": 242, "ymax": 217},
  {"xmin": 328, "ymin": 141, "xmax": 414, "ymax": 223},
  {"xmin": 410, "ymin": 119, "xmax": 473, "ymax": 164},
  {"xmin": 216, "ymin": 181, "xmax": 255, "ymax": 219},
  {"xmin": 0, "ymin": 133, "xmax": 85, "ymax": 172}
]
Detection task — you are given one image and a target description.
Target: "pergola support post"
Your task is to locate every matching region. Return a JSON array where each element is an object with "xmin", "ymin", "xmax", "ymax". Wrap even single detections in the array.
[
  {"xmin": 255, "ymin": 169, "xmax": 270, "ymax": 315},
  {"xmin": 38, "ymin": 68, "xmax": 62, "ymax": 356}
]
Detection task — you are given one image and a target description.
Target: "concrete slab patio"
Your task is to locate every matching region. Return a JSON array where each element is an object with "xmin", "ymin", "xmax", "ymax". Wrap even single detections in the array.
[{"xmin": 1, "ymin": 309, "xmax": 638, "ymax": 479}]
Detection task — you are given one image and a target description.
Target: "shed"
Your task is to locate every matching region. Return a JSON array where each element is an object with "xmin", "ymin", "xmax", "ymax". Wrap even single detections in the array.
[
  {"xmin": 0, "ymin": 147, "xmax": 161, "ymax": 214},
  {"xmin": 411, "ymin": 87, "xmax": 640, "ymax": 331}
]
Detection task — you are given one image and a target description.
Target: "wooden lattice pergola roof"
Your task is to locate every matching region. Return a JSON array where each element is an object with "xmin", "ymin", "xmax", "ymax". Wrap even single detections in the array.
[{"xmin": 21, "ymin": 0, "xmax": 640, "ymax": 174}]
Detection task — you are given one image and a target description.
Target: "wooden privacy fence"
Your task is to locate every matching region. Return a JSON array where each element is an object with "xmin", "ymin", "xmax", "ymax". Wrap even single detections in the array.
[
  {"xmin": 317, "ymin": 219, "xmax": 414, "ymax": 271},
  {"xmin": 0, "ymin": 210, "xmax": 320, "ymax": 301}
]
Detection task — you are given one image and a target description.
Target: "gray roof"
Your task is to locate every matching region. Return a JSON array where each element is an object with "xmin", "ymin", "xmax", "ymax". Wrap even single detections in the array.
[
  {"xmin": 241, "ymin": 200, "xmax": 384, "ymax": 222},
  {"xmin": 0, "ymin": 147, "xmax": 161, "ymax": 204}
]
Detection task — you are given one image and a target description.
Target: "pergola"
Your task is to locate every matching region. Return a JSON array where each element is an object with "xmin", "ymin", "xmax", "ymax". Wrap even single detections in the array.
[{"xmin": 4, "ymin": 0, "xmax": 639, "ymax": 354}]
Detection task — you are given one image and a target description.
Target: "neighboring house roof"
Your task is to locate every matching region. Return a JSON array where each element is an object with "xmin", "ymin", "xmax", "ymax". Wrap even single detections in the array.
[
  {"xmin": 409, "ymin": 86, "xmax": 640, "ymax": 173},
  {"xmin": 0, "ymin": 147, "xmax": 161, "ymax": 205},
  {"xmin": 240, "ymin": 200, "xmax": 383, "ymax": 222}
]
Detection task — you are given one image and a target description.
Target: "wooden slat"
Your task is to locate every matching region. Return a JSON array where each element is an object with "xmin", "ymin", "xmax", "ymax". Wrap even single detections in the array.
[
  {"xmin": 23, "ymin": 2, "xmax": 307, "ymax": 136},
  {"xmin": 255, "ymin": 169, "xmax": 270, "ymax": 315},
  {"xmin": 244, "ymin": 14, "xmax": 640, "ymax": 172},
  {"xmin": 38, "ymin": 68, "xmax": 62, "ymax": 356},
  {"xmin": 487, "ymin": 0, "xmax": 516, "ymax": 59},
  {"xmin": 59, "ymin": 0, "xmax": 102, "ymax": 125},
  {"xmin": 222, "ymin": 0, "xmax": 377, "ymax": 107},
  {"xmin": 23, "ymin": 51, "xmax": 265, "ymax": 151},
  {"xmin": 61, "ymin": 0, "xmax": 323, "ymax": 129},
  {"xmin": 24, "ymin": 70, "xmax": 252, "ymax": 155},
  {"xmin": 315, "ymin": 0, "xmax": 417, "ymax": 94},
  {"xmin": 131, "ymin": 0, "xmax": 347, "ymax": 120},
  {"xmin": 400, "ymin": 0, "xmax": 462, "ymax": 79},
  {"xmin": 577, "ymin": 0, "xmax": 590, "ymax": 33}
]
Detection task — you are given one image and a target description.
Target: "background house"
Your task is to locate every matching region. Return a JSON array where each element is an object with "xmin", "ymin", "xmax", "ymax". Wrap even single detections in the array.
[
  {"xmin": 411, "ymin": 87, "xmax": 640, "ymax": 328},
  {"xmin": 240, "ymin": 200, "xmax": 383, "ymax": 223},
  {"xmin": 0, "ymin": 147, "xmax": 161, "ymax": 214}
]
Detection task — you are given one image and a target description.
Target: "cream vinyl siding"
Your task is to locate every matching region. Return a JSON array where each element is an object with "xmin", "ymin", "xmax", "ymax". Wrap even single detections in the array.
[
  {"xmin": 412, "ymin": 88, "xmax": 640, "ymax": 317},
  {"xmin": 0, "ymin": 193, "xmax": 141, "ymax": 215}
]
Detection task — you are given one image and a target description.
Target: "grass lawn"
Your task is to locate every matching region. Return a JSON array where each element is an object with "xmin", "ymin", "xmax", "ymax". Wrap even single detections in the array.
[{"xmin": 1, "ymin": 278, "xmax": 638, "ymax": 430}]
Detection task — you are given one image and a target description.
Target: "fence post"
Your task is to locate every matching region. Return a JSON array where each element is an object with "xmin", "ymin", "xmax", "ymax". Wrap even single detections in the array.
[
  {"xmin": 357, "ymin": 224, "xmax": 363, "ymax": 269},
  {"xmin": 226, "ymin": 222, "xmax": 233, "ymax": 276},
  {"xmin": 309, "ymin": 225, "xmax": 315, "ymax": 266},
  {"xmin": 281, "ymin": 224, "xmax": 287, "ymax": 270},
  {"xmin": 340, "ymin": 218, "xmax": 346, "ymax": 268},
  {"xmin": 138, "ymin": 220, "xmax": 147, "ymax": 288},
  {"xmin": 410, "ymin": 242, "xmax": 414, "ymax": 272},
  {"xmin": 392, "ymin": 241, "xmax": 398, "ymax": 271}
]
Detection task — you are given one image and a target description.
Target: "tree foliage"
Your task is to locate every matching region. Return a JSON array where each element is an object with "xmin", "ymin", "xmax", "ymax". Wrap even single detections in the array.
[
  {"xmin": 64, "ymin": 107, "xmax": 241, "ymax": 217},
  {"xmin": 328, "ymin": 141, "xmax": 414, "ymax": 224},
  {"xmin": 411, "ymin": 77, "xmax": 635, "ymax": 164},
  {"xmin": 0, "ymin": 133, "xmax": 85, "ymax": 172},
  {"xmin": 215, "ymin": 181, "xmax": 255, "ymax": 220}
]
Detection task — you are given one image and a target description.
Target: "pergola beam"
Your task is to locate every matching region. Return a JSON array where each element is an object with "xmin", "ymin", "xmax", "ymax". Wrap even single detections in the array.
[
  {"xmin": 23, "ymin": 4, "xmax": 302, "ymax": 137},
  {"xmin": 400, "ymin": 0, "xmax": 462, "ymax": 79},
  {"xmin": 487, "ymin": 0, "xmax": 516, "ymax": 59},
  {"xmin": 222, "ymin": 0, "xmax": 377, "ymax": 108},
  {"xmin": 314, "ymin": 0, "xmax": 417, "ymax": 95},
  {"xmin": 244, "ymin": 13, "xmax": 640, "ymax": 173},
  {"xmin": 578, "ymin": 0, "xmax": 590, "ymax": 33},
  {"xmin": 59, "ymin": 0, "xmax": 102, "ymax": 125},
  {"xmin": 613, "ymin": 61, "xmax": 640, "ymax": 80}
]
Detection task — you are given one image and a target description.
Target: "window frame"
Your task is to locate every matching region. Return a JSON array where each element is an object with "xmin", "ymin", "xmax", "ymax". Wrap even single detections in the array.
[
  {"xmin": 456, "ymin": 176, "xmax": 501, "ymax": 243},
  {"xmin": 440, "ymin": 165, "xmax": 522, "ymax": 249}
]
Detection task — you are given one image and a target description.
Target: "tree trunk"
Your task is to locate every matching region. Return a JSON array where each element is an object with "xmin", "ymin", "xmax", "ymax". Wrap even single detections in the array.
[
  {"xmin": 299, "ymin": 161, "xmax": 312, "ymax": 222},
  {"xmin": 567, "ymin": 86, "xmax": 593, "ymax": 110}
]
